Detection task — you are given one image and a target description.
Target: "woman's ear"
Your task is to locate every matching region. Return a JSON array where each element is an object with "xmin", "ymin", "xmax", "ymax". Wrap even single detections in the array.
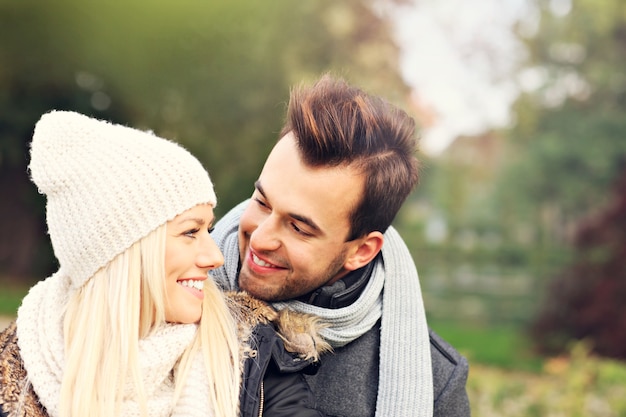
[{"xmin": 343, "ymin": 231, "xmax": 384, "ymax": 271}]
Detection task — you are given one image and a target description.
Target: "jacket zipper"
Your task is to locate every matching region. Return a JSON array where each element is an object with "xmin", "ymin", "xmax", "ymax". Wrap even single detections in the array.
[{"xmin": 258, "ymin": 381, "xmax": 264, "ymax": 417}]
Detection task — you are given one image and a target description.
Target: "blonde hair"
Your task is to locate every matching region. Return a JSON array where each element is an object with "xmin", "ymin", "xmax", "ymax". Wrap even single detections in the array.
[
  {"xmin": 177, "ymin": 279, "xmax": 241, "ymax": 417},
  {"xmin": 59, "ymin": 224, "xmax": 240, "ymax": 417}
]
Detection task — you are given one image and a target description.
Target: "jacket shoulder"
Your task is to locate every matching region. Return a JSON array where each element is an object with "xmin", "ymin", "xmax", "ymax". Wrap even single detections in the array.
[
  {"xmin": 0, "ymin": 322, "xmax": 50, "ymax": 417},
  {"xmin": 429, "ymin": 328, "xmax": 471, "ymax": 417},
  {"xmin": 429, "ymin": 327, "xmax": 465, "ymax": 369}
]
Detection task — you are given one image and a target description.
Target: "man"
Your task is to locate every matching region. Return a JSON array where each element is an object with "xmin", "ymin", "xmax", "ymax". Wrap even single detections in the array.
[{"xmin": 211, "ymin": 75, "xmax": 470, "ymax": 417}]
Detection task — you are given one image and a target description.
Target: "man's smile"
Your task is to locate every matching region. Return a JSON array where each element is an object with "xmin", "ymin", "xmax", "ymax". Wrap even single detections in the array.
[{"xmin": 252, "ymin": 253, "xmax": 276, "ymax": 268}]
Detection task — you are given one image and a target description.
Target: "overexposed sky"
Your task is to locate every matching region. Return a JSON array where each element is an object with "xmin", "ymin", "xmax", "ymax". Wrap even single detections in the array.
[{"xmin": 387, "ymin": 0, "xmax": 535, "ymax": 155}]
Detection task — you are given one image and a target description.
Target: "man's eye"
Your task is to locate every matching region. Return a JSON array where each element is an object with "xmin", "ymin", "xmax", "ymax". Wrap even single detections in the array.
[
  {"xmin": 254, "ymin": 197, "xmax": 268, "ymax": 208},
  {"xmin": 291, "ymin": 223, "xmax": 311, "ymax": 237}
]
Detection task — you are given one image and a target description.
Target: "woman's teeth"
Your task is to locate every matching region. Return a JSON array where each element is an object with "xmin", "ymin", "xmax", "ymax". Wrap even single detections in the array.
[{"xmin": 179, "ymin": 280, "xmax": 204, "ymax": 291}]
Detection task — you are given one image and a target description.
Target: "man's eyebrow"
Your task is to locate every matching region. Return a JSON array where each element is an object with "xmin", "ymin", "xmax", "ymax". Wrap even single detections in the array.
[
  {"xmin": 254, "ymin": 180, "xmax": 266, "ymax": 198},
  {"xmin": 254, "ymin": 181, "xmax": 323, "ymax": 235},
  {"xmin": 291, "ymin": 213, "xmax": 322, "ymax": 235}
]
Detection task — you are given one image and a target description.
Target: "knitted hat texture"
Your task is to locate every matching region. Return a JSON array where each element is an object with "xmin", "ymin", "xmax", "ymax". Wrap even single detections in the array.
[{"xmin": 29, "ymin": 110, "xmax": 217, "ymax": 289}]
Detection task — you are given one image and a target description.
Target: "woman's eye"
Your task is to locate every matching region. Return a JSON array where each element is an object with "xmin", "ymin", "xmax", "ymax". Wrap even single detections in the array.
[
  {"xmin": 184, "ymin": 228, "xmax": 199, "ymax": 237},
  {"xmin": 208, "ymin": 226, "xmax": 215, "ymax": 234}
]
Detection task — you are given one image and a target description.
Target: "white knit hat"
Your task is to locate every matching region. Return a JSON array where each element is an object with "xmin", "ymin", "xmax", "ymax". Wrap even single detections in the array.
[{"xmin": 29, "ymin": 110, "xmax": 217, "ymax": 289}]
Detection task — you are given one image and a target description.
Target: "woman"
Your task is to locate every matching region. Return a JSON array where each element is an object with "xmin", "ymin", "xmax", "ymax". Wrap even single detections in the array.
[{"xmin": 0, "ymin": 111, "xmax": 328, "ymax": 417}]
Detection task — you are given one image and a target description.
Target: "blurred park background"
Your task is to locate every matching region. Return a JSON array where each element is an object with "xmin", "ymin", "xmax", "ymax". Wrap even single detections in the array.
[{"xmin": 1, "ymin": 0, "xmax": 626, "ymax": 415}]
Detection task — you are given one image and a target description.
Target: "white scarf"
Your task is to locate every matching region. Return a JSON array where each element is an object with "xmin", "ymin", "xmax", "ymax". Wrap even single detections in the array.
[
  {"xmin": 16, "ymin": 272, "xmax": 213, "ymax": 417},
  {"xmin": 211, "ymin": 200, "xmax": 433, "ymax": 417}
]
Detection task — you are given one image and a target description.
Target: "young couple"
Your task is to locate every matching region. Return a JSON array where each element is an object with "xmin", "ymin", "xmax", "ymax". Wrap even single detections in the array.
[{"xmin": 0, "ymin": 75, "xmax": 469, "ymax": 417}]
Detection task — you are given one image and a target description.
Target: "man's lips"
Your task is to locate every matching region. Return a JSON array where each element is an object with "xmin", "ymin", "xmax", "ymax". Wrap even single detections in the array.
[
  {"xmin": 251, "ymin": 253, "xmax": 276, "ymax": 268},
  {"xmin": 247, "ymin": 250, "xmax": 285, "ymax": 272}
]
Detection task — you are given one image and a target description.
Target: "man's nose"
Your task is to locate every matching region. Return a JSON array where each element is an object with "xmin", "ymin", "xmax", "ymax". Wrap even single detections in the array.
[{"xmin": 249, "ymin": 215, "xmax": 281, "ymax": 252}]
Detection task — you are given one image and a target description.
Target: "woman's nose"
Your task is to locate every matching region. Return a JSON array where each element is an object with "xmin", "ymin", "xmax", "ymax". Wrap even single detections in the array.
[{"xmin": 197, "ymin": 236, "xmax": 224, "ymax": 269}]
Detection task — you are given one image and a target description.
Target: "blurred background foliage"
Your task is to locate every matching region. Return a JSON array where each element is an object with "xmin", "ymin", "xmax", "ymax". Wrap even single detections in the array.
[
  {"xmin": 1, "ymin": 0, "xmax": 626, "ymax": 406},
  {"xmin": 0, "ymin": 0, "xmax": 408, "ymax": 278}
]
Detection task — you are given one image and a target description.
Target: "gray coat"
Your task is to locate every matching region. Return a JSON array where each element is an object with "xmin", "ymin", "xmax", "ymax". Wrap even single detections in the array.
[
  {"xmin": 304, "ymin": 320, "xmax": 470, "ymax": 417},
  {"xmin": 294, "ymin": 259, "xmax": 470, "ymax": 417}
]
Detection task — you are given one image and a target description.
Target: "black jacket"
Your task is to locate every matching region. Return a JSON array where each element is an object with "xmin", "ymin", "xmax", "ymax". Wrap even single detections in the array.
[{"xmin": 240, "ymin": 323, "xmax": 324, "ymax": 417}]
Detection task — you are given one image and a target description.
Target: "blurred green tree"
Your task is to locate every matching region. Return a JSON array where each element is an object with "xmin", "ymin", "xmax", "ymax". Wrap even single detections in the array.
[
  {"xmin": 402, "ymin": 0, "xmax": 626, "ymax": 330},
  {"xmin": 495, "ymin": 0, "xmax": 626, "ymax": 356},
  {"xmin": 0, "ymin": 0, "xmax": 408, "ymax": 280},
  {"xmin": 492, "ymin": 0, "xmax": 626, "ymax": 248},
  {"xmin": 0, "ymin": 4, "xmax": 134, "ymax": 280}
]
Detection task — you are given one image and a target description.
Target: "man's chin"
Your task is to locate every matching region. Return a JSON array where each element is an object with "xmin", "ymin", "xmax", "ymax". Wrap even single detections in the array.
[{"xmin": 239, "ymin": 274, "xmax": 272, "ymax": 301}]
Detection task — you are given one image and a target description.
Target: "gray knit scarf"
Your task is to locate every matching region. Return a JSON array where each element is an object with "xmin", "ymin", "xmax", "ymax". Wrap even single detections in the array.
[{"xmin": 211, "ymin": 200, "xmax": 433, "ymax": 417}]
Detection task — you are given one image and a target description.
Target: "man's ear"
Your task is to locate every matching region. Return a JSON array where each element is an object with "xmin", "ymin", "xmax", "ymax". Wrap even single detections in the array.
[{"xmin": 343, "ymin": 231, "xmax": 384, "ymax": 271}]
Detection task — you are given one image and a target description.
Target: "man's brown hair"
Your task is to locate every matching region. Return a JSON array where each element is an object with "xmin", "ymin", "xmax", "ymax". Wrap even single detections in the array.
[{"xmin": 279, "ymin": 74, "xmax": 420, "ymax": 240}]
